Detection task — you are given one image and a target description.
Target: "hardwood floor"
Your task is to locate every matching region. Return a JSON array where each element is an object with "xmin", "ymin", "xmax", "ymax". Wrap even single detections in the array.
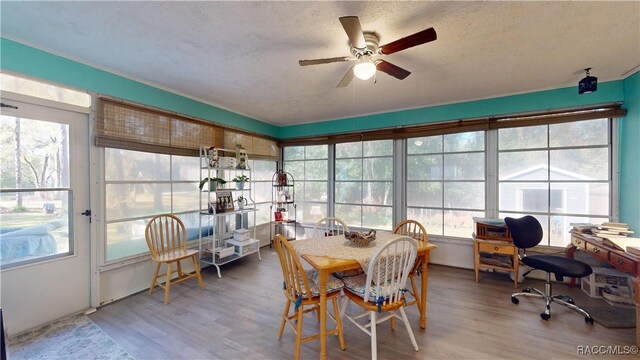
[{"xmin": 90, "ymin": 248, "xmax": 635, "ymax": 359}]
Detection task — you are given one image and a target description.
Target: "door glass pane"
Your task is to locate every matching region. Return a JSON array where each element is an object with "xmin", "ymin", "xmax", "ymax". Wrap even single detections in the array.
[
  {"xmin": 0, "ymin": 115, "xmax": 74, "ymax": 267},
  {"xmin": 363, "ymin": 158, "xmax": 392, "ymax": 180},
  {"xmin": 363, "ymin": 182, "xmax": 392, "ymax": 205},
  {"xmin": 0, "ymin": 190, "xmax": 71, "ymax": 266},
  {"xmin": 336, "ymin": 159, "xmax": 361, "ymax": 180}
]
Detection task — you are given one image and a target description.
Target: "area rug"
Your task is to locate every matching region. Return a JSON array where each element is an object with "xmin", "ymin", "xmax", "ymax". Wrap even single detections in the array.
[
  {"xmin": 7, "ymin": 313, "xmax": 134, "ymax": 360},
  {"xmin": 582, "ymin": 305, "xmax": 636, "ymax": 328}
]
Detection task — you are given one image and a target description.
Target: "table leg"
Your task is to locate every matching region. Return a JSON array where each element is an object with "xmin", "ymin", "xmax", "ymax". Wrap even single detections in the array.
[
  {"xmin": 319, "ymin": 269, "xmax": 328, "ymax": 360},
  {"xmin": 420, "ymin": 253, "xmax": 428, "ymax": 329}
]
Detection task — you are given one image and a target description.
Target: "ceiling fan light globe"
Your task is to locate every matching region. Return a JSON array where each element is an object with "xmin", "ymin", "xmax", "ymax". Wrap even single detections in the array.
[{"xmin": 353, "ymin": 61, "xmax": 376, "ymax": 80}]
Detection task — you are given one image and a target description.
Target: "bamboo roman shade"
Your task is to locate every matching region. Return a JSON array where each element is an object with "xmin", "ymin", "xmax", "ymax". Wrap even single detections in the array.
[
  {"xmin": 279, "ymin": 104, "xmax": 626, "ymax": 146},
  {"xmin": 96, "ymin": 98, "xmax": 278, "ymax": 159}
]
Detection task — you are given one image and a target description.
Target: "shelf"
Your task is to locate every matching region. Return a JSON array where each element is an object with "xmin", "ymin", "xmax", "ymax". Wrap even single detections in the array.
[
  {"xmin": 200, "ymin": 208, "xmax": 257, "ymax": 216},
  {"xmin": 200, "ymin": 166, "xmax": 251, "ymax": 171},
  {"xmin": 273, "ymin": 220, "xmax": 296, "ymax": 224},
  {"xmin": 201, "ymin": 188, "xmax": 252, "ymax": 192},
  {"xmin": 272, "ymin": 184, "xmax": 294, "ymax": 187},
  {"xmin": 275, "ymin": 201, "xmax": 295, "ymax": 204}
]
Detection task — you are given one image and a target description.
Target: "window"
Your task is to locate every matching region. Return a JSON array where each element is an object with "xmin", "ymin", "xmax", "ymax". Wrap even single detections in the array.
[
  {"xmin": 406, "ymin": 131, "xmax": 486, "ymax": 237},
  {"xmin": 0, "ymin": 73, "xmax": 91, "ymax": 107},
  {"xmin": 498, "ymin": 118, "xmax": 611, "ymax": 246},
  {"xmin": 283, "ymin": 145, "xmax": 328, "ymax": 224},
  {"xmin": 248, "ymin": 159, "xmax": 277, "ymax": 226},
  {"xmin": 335, "ymin": 140, "xmax": 393, "ymax": 230},
  {"xmin": 104, "ymin": 149, "xmax": 201, "ymax": 262}
]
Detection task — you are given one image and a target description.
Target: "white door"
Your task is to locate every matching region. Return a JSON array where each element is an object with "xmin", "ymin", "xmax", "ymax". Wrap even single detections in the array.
[{"xmin": 0, "ymin": 99, "xmax": 91, "ymax": 335}]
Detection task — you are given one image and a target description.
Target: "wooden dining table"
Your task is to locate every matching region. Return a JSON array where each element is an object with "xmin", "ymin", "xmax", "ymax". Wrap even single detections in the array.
[{"xmin": 292, "ymin": 232, "xmax": 437, "ymax": 360}]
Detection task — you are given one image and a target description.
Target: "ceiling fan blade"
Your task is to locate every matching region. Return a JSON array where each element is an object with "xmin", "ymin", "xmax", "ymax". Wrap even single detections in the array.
[
  {"xmin": 379, "ymin": 27, "xmax": 437, "ymax": 55},
  {"xmin": 337, "ymin": 66, "xmax": 355, "ymax": 88},
  {"xmin": 339, "ymin": 16, "xmax": 367, "ymax": 50},
  {"xmin": 299, "ymin": 56, "xmax": 352, "ymax": 66},
  {"xmin": 376, "ymin": 60, "xmax": 411, "ymax": 80}
]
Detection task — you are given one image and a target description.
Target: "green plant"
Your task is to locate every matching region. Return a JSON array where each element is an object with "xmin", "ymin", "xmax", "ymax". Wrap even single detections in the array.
[
  {"xmin": 12, "ymin": 205, "xmax": 28, "ymax": 213},
  {"xmin": 199, "ymin": 177, "xmax": 227, "ymax": 189},
  {"xmin": 232, "ymin": 175, "xmax": 250, "ymax": 183}
]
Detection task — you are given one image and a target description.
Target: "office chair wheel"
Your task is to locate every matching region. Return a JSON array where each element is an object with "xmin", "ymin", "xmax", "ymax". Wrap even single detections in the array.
[
  {"xmin": 567, "ymin": 298, "xmax": 575, "ymax": 305},
  {"xmin": 522, "ymin": 288, "xmax": 531, "ymax": 293},
  {"xmin": 511, "ymin": 296, "xmax": 519, "ymax": 304},
  {"xmin": 540, "ymin": 312, "xmax": 551, "ymax": 321},
  {"xmin": 585, "ymin": 316, "xmax": 594, "ymax": 324}
]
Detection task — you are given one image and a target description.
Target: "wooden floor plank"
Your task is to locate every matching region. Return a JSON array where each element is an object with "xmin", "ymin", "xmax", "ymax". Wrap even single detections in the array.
[{"xmin": 90, "ymin": 249, "xmax": 635, "ymax": 359}]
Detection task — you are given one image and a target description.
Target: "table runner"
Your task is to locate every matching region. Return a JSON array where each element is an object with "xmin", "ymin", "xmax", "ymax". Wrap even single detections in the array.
[{"xmin": 292, "ymin": 231, "xmax": 406, "ymax": 273}]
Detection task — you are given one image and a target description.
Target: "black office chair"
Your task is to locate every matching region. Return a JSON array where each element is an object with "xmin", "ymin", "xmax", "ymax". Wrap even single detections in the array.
[{"xmin": 505, "ymin": 215, "xmax": 594, "ymax": 323}]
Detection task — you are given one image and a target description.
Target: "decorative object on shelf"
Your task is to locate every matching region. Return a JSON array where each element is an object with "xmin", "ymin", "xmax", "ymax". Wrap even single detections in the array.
[
  {"xmin": 274, "ymin": 210, "xmax": 283, "ymax": 222},
  {"xmin": 235, "ymin": 144, "xmax": 249, "ymax": 169},
  {"xmin": 236, "ymin": 196, "xmax": 248, "ymax": 209},
  {"xmin": 232, "ymin": 174, "xmax": 250, "ymax": 190},
  {"xmin": 207, "ymin": 201, "xmax": 215, "ymax": 214},
  {"xmin": 218, "ymin": 156, "xmax": 237, "ymax": 169},
  {"xmin": 215, "ymin": 191, "xmax": 234, "ymax": 213},
  {"xmin": 199, "ymin": 177, "xmax": 226, "ymax": 190},
  {"xmin": 277, "ymin": 190, "xmax": 290, "ymax": 202},
  {"xmin": 344, "ymin": 229, "xmax": 377, "ymax": 247},
  {"xmin": 234, "ymin": 228, "xmax": 251, "ymax": 242},
  {"xmin": 277, "ymin": 172, "xmax": 288, "ymax": 186},
  {"xmin": 206, "ymin": 146, "xmax": 219, "ymax": 167}
]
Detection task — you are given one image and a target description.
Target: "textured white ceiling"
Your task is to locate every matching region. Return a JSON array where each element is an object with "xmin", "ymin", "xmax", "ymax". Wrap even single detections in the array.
[{"xmin": 1, "ymin": 1, "xmax": 638, "ymax": 126}]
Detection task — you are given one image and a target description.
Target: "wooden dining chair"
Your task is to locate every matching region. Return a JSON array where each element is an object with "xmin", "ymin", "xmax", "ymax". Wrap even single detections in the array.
[
  {"xmin": 393, "ymin": 219, "xmax": 428, "ymax": 313},
  {"xmin": 145, "ymin": 214, "xmax": 204, "ymax": 304},
  {"xmin": 313, "ymin": 217, "xmax": 350, "ymax": 238},
  {"xmin": 340, "ymin": 236, "xmax": 419, "ymax": 360},
  {"xmin": 273, "ymin": 235, "xmax": 346, "ymax": 360}
]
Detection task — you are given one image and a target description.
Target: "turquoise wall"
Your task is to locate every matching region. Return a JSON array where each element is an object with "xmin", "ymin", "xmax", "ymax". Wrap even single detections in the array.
[
  {"xmin": 620, "ymin": 71, "xmax": 640, "ymax": 231},
  {"xmin": 277, "ymin": 82, "xmax": 624, "ymax": 139},
  {"xmin": 0, "ymin": 38, "xmax": 278, "ymax": 137}
]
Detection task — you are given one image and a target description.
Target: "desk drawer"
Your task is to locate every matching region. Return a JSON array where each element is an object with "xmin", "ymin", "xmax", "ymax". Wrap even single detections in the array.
[
  {"xmin": 586, "ymin": 243, "xmax": 609, "ymax": 262},
  {"xmin": 571, "ymin": 237, "xmax": 586, "ymax": 249},
  {"xmin": 478, "ymin": 241, "xmax": 515, "ymax": 255},
  {"xmin": 610, "ymin": 253, "xmax": 637, "ymax": 275}
]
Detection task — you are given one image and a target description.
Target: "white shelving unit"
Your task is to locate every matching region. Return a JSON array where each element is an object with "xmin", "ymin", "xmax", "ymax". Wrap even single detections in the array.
[{"xmin": 198, "ymin": 146, "xmax": 261, "ymax": 278}]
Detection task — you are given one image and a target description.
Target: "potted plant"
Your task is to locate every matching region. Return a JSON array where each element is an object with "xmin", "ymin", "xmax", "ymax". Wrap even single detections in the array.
[
  {"xmin": 235, "ymin": 196, "xmax": 248, "ymax": 209},
  {"xmin": 199, "ymin": 177, "xmax": 227, "ymax": 190},
  {"xmin": 232, "ymin": 174, "xmax": 250, "ymax": 190}
]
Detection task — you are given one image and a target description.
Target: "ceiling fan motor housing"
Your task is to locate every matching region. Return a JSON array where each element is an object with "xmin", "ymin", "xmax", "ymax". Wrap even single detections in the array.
[{"xmin": 351, "ymin": 32, "xmax": 380, "ymax": 57}]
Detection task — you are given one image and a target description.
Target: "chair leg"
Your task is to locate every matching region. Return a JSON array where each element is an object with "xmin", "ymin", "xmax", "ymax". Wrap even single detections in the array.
[
  {"xmin": 340, "ymin": 294, "xmax": 349, "ymax": 320},
  {"xmin": 332, "ymin": 297, "xmax": 346, "ymax": 350},
  {"xmin": 410, "ymin": 274, "xmax": 421, "ymax": 313},
  {"xmin": 191, "ymin": 255, "xmax": 205, "ymax": 289},
  {"xmin": 164, "ymin": 262, "xmax": 172, "ymax": 304},
  {"xmin": 370, "ymin": 311, "xmax": 377, "ymax": 360},
  {"xmin": 399, "ymin": 307, "xmax": 419, "ymax": 351},
  {"xmin": 149, "ymin": 262, "xmax": 161, "ymax": 295},
  {"xmin": 294, "ymin": 305, "xmax": 304, "ymax": 360},
  {"xmin": 278, "ymin": 300, "xmax": 291, "ymax": 338},
  {"xmin": 176, "ymin": 260, "xmax": 183, "ymax": 278}
]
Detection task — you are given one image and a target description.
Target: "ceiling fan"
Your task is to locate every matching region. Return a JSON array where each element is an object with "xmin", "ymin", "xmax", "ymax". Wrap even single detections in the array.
[{"xmin": 299, "ymin": 16, "xmax": 437, "ymax": 87}]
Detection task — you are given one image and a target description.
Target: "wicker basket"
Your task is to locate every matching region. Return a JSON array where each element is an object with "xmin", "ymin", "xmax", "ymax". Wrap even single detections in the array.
[{"xmin": 344, "ymin": 230, "xmax": 377, "ymax": 247}]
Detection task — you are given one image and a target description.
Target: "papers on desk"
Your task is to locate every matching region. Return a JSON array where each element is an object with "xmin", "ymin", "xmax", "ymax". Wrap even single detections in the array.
[
  {"xmin": 601, "ymin": 236, "xmax": 639, "ymax": 252},
  {"xmin": 627, "ymin": 246, "xmax": 640, "ymax": 257},
  {"xmin": 472, "ymin": 217, "xmax": 506, "ymax": 227}
]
